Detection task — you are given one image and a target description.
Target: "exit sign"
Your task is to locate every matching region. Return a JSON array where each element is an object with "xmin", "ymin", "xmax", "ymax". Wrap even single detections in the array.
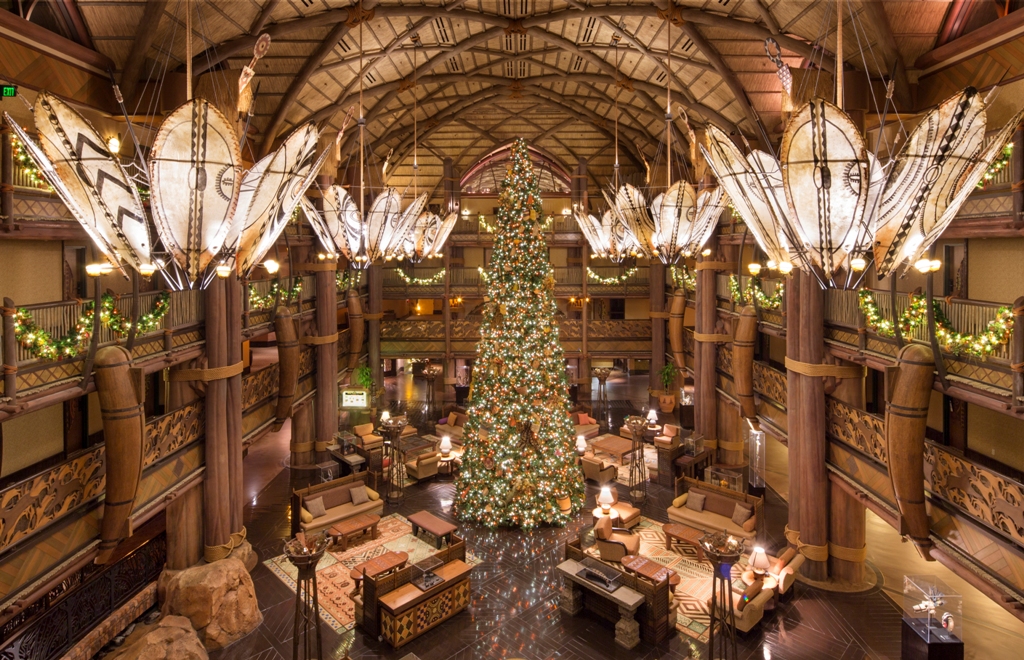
[{"xmin": 1, "ymin": 86, "xmax": 16, "ymax": 98}]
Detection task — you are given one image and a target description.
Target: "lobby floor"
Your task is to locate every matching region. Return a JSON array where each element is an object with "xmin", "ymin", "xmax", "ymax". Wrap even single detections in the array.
[{"xmin": 209, "ymin": 373, "xmax": 1020, "ymax": 659}]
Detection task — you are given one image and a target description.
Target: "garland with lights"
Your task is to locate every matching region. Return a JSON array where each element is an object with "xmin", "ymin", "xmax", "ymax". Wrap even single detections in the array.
[
  {"xmin": 977, "ymin": 142, "xmax": 1013, "ymax": 189},
  {"xmin": 13, "ymin": 292, "xmax": 171, "ymax": 360},
  {"xmin": 729, "ymin": 275, "xmax": 784, "ymax": 310},
  {"xmin": 670, "ymin": 264, "xmax": 696, "ymax": 291},
  {"xmin": 453, "ymin": 138, "xmax": 585, "ymax": 529},
  {"xmin": 587, "ymin": 266, "xmax": 638, "ymax": 285},
  {"xmin": 394, "ymin": 267, "xmax": 446, "ymax": 285},
  {"xmin": 249, "ymin": 279, "xmax": 303, "ymax": 310},
  {"xmin": 336, "ymin": 269, "xmax": 363, "ymax": 291},
  {"xmin": 858, "ymin": 290, "xmax": 1013, "ymax": 358},
  {"xmin": 12, "ymin": 137, "xmax": 52, "ymax": 191}
]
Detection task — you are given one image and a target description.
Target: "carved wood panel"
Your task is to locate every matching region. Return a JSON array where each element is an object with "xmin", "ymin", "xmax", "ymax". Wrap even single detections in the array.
[
  {"xmin": 144, "ymin": 402, "xmax": 203, "ymax": 467},
  {"xmin": 825, "ymin": 398, "xmax": 887, "ymax": 464},
  {"xmin": 752, "ymin": 361, "xmax": 787, "ymax": 407}
]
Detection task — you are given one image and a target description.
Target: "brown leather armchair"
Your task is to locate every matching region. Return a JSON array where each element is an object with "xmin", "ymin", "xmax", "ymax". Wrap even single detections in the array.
[
  {"xmin": 654, "ymin": 424, "xmax": 681, "ymax": 449},
  {"xmin": 593, "ymin": 515, "xmax": 640, "ymax": 563},
  {"xmin": 581, "ymin": 454, "xmax": 616, "ymax": 484},
  {"xmin": 406, "ymin": 451, "xmax": 440, "ymax": 481},
  {"xmin": 606, "ymin": 487, "xmax": 641, "ymax": 528},
  {"xmin": 353, "ymin": 423, "xmax": 383, "ymax": 450}
]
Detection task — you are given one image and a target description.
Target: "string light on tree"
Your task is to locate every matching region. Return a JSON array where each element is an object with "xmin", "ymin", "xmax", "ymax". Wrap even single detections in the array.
[{"xmin": 453, "ymin": 138, "xmax": 585, "ymax": 529}]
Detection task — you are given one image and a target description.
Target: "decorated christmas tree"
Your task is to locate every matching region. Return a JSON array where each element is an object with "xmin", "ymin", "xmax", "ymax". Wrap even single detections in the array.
[{"xmin": 453, "ymin": 138, "xmax": 585, "ymax": 529}]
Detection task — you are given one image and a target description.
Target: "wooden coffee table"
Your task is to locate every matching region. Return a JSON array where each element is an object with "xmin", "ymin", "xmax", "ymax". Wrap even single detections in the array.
[
  {"xmin": 663, "ymin": 522, "xmax": 705, "ymax": 561},
  {"xmin": 408, "ymin": 510, "xmax": 458, "ymax": 549},
  {"xmin": 591, "ymin": 434, "xmax": 636, "ymax": 462},
  {"xmin": 349, "ymin": 550, "xmax": 409, "ymax": 596},
  {"xmin": 330, "ymin": 513, "xmax": 380, "ymax": 551},
  {"xmin": 621, "ymin": 555, "xmax": 680, "ymax": 586}
]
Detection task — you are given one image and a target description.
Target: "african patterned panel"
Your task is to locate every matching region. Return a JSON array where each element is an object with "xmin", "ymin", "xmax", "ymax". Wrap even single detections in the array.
[
  {"xmin": 321, "ymin": 185, "xmax": 363, "ymax": 262},
  {"xmin": 0, "ymin": 447, "xmax": 105, "ymax": 554},
  {"xmin": 364, "ymin": 189, "xmax": 412, "ymax": 264},
  {"xmin": 701, "ymin": 126, "xmax": 790, "ymax": 267},
  {"xmin": 779, "ymin": 98, "xmax": 875, "ymax": 277},
  {"xmin": 574, "ymin": 208, "xmax": 638, "ymax": 263},
  {"xmin": 825, "ymin": 398, "xmax": 887, "ymax": 464},
  {"xmin": 400, "ymin": 211, "xmax": 459, "ymax": 261},
  {"xmin": 149, "ymin": 99, "xmax": 241, "ymax": 285},
  {"xmin": 5, "ymin": 94, "xmax": 150, "ymax": 275},
  {"xmin": 235, "ymin": 123, "xmax": 321, "ymax": 274},
  {"xmin": 144, "ymin": 401, "xmax": 203, "ymax": 466},
  {"xmin": 874, "ymin": 88, "xmax": 1024, "ymax": 276},
  {"xmin": 614, "ymin": 184, "xmax": 657, "ymax": 256},
  {"xmin": 925, "ymin": 444, "xmax": 1024, "ymax": 547},
  {"xmin": 752, "ymin": 361, "xmax": 787, "ymax": 407},
  {"xmin": 380, "ymin": 578, "xmax": 470, "ymax": 647},
  {"xmin": 649, "ymin": 182, "xmax": 726, "ymax": 264}
]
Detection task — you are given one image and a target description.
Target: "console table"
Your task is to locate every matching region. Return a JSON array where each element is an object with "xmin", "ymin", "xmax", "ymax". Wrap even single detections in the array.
[
  {"xmin": 556, "ymin": 559, "xmax": 644, "ymax": 649},
  {"xmin": 378, "ymin": 559, "xmax": 472, "ymax": 648}
]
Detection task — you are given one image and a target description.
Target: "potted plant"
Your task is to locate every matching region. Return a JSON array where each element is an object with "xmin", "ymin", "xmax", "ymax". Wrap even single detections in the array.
[{"xmin": 657, "ymin": 363, "xmax": 678, "ymax": 413}]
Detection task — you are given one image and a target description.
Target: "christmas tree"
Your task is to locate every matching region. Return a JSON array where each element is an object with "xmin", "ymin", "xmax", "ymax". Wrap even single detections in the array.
[{"xmin": 453, "ymin": 138, "xmax": 585, "ymax": 529}]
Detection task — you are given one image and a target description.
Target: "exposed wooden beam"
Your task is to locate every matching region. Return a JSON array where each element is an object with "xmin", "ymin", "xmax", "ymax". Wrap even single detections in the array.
[
  {"xmin": 249, "ymin": 0, "xmax": 281, "ymax": 34},
  {"xmin": 117, "ymin": 0, "xmax": 169, "ymax": 106},
  {"xmin": 752, "ymin": 0, "xmax": 781, "ymax": 35},
  {"xmin": 859, "ymin": 0, "xmax": 913, "ymax": 110}
]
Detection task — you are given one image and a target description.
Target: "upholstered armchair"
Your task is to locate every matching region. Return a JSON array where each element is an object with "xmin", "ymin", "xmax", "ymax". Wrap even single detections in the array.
[
  {"xmin": 593, "ymin": 515, "xmax": 640, "ymax": 562},
  {"xmin": 406, "ymin": 451, "xmax": 440, "ymax": 481},
  {"xmin": 391, "ymin": 415, "xmax": 418, "ymax": 438},
  {"xmin": 581, "ymin": 455, "xmax": 616, "ymax": 484},
  {"xmin": 654, "ymin": 424, "xmax": 681, "ymax": 449},
  {"xmin": 769, "ymin": 548, "xmax": 805, "ymax": 595},
  {"xmin": 706, "ymin": 585, "xmax": 774, "ymax": 633},
  {"xmin": 606, "ymin": 487, "xmax": 641, "ymax": 528},
  {"xmin": 353, "ymin": 423, "xmax": 383, "ymax": 450}
]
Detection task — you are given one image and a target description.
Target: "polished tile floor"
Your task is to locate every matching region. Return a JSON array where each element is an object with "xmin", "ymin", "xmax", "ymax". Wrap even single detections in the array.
[{"xmin": 210, "ymin": 374, "xmax": 980, "ymax": 660}]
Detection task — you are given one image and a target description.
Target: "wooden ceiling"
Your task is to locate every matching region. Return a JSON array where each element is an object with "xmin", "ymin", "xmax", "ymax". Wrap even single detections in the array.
[{"xmin": 71, "ymin": 0, "xmax": 956, "ymax": 198}]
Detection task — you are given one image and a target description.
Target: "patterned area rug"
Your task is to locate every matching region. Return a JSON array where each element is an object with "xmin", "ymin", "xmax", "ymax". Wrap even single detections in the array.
[
  {"xmin": 580, "ymin": 517, "xmax": 746, "ymax": 644},
  {"xmin": 589, "ymin": 443, "xmax": 659, "ymax": 485},
  {"xmin": 264, "ymin": 513, "xmax": 480, "ymax": 633}
]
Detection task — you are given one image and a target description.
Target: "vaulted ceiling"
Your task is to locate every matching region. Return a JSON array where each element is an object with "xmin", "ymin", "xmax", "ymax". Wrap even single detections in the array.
[{"xmin": 73, "ymin": 0, "xmax": 954, "ymax": 198}]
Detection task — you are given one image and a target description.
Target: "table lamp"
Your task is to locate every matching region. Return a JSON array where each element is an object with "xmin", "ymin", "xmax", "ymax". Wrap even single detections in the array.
[
  {"xmin": 439, "ymin": 436, "xmax": 452, "ymax": 457},
  {"xmin": 749, "ymin": 546, "xmax": 771, "ymax": 580},
  {"xmin": 575, "ymin": 435, "xmax": 587, "ymax": 456},
  {"xmin": 380, "ymin": 410, "xmax": 391, "ymax": 423},
  {"xmin": 597, "ymin": 486, "xmax": 614, "ymax": 514},
  {"xmin": 646, "ymin": 408, "xmax": 658, "ymax": 426}
]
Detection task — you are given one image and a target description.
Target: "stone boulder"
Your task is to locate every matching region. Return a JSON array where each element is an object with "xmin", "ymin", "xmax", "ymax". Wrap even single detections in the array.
[
  {"xmin": 108, "ymin": 615, "xmax": 207, "ymax": 660},
  {"xmin": 159, "ymin": 557, "xmax": 262, "ymax": 649}
]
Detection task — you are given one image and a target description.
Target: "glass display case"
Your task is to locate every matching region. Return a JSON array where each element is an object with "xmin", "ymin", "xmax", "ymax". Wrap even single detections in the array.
[
  {"xmin": 903, "ymin": 575, "xmax": 962, "ymax": 645},
  {"xmin": 705, "ymin": 466, "xmax": 744, "ymax": 493},
  {"xmin": 683, "ymin": 433, "xmax": 705, "ymax": 457},
  {"xmin": 410, "ymin": 556, "xmax": 444, "ymax": 591},
  {"xmin": 746, "ymin": 428, "xmax": 766, "ymax": 490}
]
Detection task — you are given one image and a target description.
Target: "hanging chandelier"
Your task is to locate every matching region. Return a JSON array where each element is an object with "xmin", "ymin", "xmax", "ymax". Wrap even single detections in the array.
[
  {"xmin": 574, "ymin": 205, "xmax": 639, "ymax": 263},
  {"xmin": 398, "ymin": 209, "xmax": 459, "ymax": 262}
]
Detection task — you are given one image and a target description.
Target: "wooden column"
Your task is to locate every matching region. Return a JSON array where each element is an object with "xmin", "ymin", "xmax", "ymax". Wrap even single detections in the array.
[
  {"xmin": 1, "ymin": 121, "xmax": 12, "ymax": 231},
  {"xmin": 1012, "ymin": 122, "xmax": 1024, "ymax": 227},
  {"xmin": 2, "ymin": 298, "xmax": 16, "ymax": 400},
  {"xmin": 291, "ymin": 399, "xmax": 314, "ymax": 466},
  {"xmin": 580, "ymin": 243, "xmax": 591, "ymax": 399},
  {"xmin": 785, "ymin": 271, "xmax": 802, "ymax": 550},
  {"xmin": 315, "ymin": 263, "xmax": 338, "ymax": 462},
  {"xmin": 203, "ymin": 276, "xmax": 231, "ymax": 561},
  {"xmin": 443, "ymin": 157, "xmax": 460, "ymax": 216},
  {"xmin": 166, "ymin": 482, "xmax": 204, "ymax": 570},
  {"xmin": 347, "ymin": 287, "xmax": 364, "ymax": 370},
  {"xmin": 828, "ymin": 360, "xmax": 867, "ymax": 584},
  {"xmin": 790, "ymin": 269, "xmax": 829, "ymax": 580},
  {"xmin": 368, "ymin": 263, "xmax": 383, "ymax": 390},
  {"xmin": 443, "ymin": 249, "xmax": 454, "ymax": 401},
  {"xmin": 694, "ymin": 251, "xmax": 718, "ymax": 455},
  {"xmin": 650, "ymin": 262, "xmax": 666, "ymax": 409},
  {"xmin": 226, "ymin": 275, "xmax": 244, "ymax": 545}
]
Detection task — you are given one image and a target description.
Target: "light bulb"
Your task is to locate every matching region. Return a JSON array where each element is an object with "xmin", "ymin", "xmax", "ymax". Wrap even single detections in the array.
[
  {"xmin": 138, "ymin": 263, "xmax": 157, "ymax": 277},
  {"xmin": 778, "ymin": 261, "xmax": 793, "ymax": 274},
  {"xmin": 850, "ymin": 257, "xmax": 867, "ymax": 272},
  {"xmin": 914, "ymin": 258, "xmax": 931, "ymax": 274},
  {"xmin": 107, "ymin": 135, "xmax": 120, "ymax": 154},
  {"xmin": 461, "ymin": 208, "xmax": 470, "ymax": 216},
  {"xmin": 766, "ymin": 260, "xmax": 777, "ymax": 269},
  {"xmin": 318, "ymin": 253, "xmax": 326, "ymax": 260},
  {"xmin": 263, "ymin": 259, "xmax": 280, "ymax": 274},
  {"xmin": 215, "ymin": 264, "xmax": 232, "ymax": 278},
  {"xmin": 701, "ymin": 248, "xmax": 712, "ymax": 257},
  {"xmin": 747, "ymin": 263, "xmax": 762, "ymax": 276},
  {"xmin": 929, "ymin": 259, "xmax": 942, "ymax": 272},
  {"xmin": 85, "ymin": 263, "xmax": 108, "ymax": 277}
]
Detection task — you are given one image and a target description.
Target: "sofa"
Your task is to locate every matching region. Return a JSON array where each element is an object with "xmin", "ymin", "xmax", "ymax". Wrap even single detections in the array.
[
  {"xmin": 581, "ymin": 454, "xmax": 616, "ymax": 484},
  {"xmin": 667, "ymin": 477, "xmax": 762, "ymax": 544},
  {"xmin": 406, "ymin": 450, "xmax": 441, "ymax": 481},
  {"xmin": 571, "ymin": 411, "xmax": 600, "ymax": 439},
  {"xmin": 435, "ymin": 410, "xmax": 468, "ymax": 444},
  {"xmin": 291, "ymin": 474, "xmax": 384, "ymax": 536}
]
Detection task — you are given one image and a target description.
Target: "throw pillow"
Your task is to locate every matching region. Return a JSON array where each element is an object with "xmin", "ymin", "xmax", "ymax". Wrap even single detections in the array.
[
  {"xmin": 736, "ymin": 581, "xmax": 763, "ymax": 612},
  {"xmin": 581, "ymin": 413, "xmax": 596, "ymax": 425},
  {"xmin": 742, "ymin": 515, "xmax": 757, "ymax": 533},
  {"xmin": 685, "ymin": 491, "xmax": 706, "ymax": 512},
  {"xmin": 349, "ymin": 485, "xmax": 369, "ymax": 505},
  {"xmin": 438, "ymin": 417, "xmax": 448, "ymax": 425},
  {"xmin": 364, "ymin": 486, "xmax": 380, "ymax": 501},
  {"xmin": 672, "ymin": 493, "xmax": 689, "ymax": 508},
  {"xmin": 300, "ymin": 507, "xmax": 313, "ymax": 523},
  {"xmin": 732, "ymin": 503, "xmax": 753, "ymax": 526},
  {"xmin": 570, "ymin": 412, "xmax": 580, "ymax": 424},
  {"xmin": 306, "ymin": 497, "xmax": 327, "ymax": 519}
]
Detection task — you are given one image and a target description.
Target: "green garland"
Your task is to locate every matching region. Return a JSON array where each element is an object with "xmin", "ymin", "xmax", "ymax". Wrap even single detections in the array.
[
  {"xmin": 858, "ymin": 290, "xmax": 1013, "ymax": 358},
  {"xmin": 670, "ymin": 264, "xmax": 696, "ymax": 291},
  {"xmin": 587, "ymin": 266, "xmax": 637, "ymax": 284},
  {"xmin": 13, "ymin": 291, "xmax": 171, "ymax": 361},
  {"xmin": 13, "ymin": 137, "xmax": 52, "ymax": 191},
  {"xmin": 336, "ymin": 269, "xmax": 363, "ymax": 291},
  {"xmin": 395, "ymin": 267, "xmax": 446, "ymax": 285},
  {"xmin": 977, "ymin": 143, "xmax": 1012, "ymax": 189},
  {"xmin": 249, "ymin": 279, "xmax": 303, "ymax": 310},
  {"xmin": 729, "ymin": 275, "xmax": 784, "ymax": 310}
]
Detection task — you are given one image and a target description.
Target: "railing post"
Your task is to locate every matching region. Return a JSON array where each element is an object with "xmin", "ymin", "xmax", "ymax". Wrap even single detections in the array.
[
  {"xmin": 1, "ymin": 120, "xmax": 12, "ymax": 232},
  {"xmin": 1013, "ymin": 296, "xmax": 1024, "ymax": 405},
  {"xmin": 2, "ymin": 298, "xmax": 17, "ymax": 400}
]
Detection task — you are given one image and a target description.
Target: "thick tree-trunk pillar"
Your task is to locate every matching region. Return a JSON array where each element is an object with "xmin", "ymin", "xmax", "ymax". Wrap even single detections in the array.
[
  {"xmin": 166, "ymin": 482, "xmax": 204, "ymax": 570},
  {"xmin": 827, "ymin": 358, "xmax": 867, "ymax": 583},
  {"xmin": 347, "ymin": 287, "xmax": 364, "ymax": 371},
  {"xmin": 291, "ymin": 399, "xmax": 314, "ymax": 467},
  {"xmin": 694, "ymin": 252, "xmax": 719, "ymax": 456},
  {"xmin": 788, "ymin": 269, "xmax": 829, "ymax": 581},
  {"xmin": 315, "ymin": 263, "xmax": 338, "ymax": 462},
  {"xmin": 368, "ymin": 263, "xmax": 383, "ymax": 391},
  {"xmin": 1, "ymin": 122, "xmax": 13, "ymax": 231},
  {"xmin": 580, "ymin": 243, "xmax": 591, "ymax": 400},
  {"xmin": 226, "ymin": 275, "xmax": 244, "ymax": 554},
  {"xmin": 650, "ymin": 263, "xmax": 666, "ymax": 409},
  {"xmin": 443, "ymin": 249, "xmax": 454, "ymax": 401},
  {"xmin": 203, "ymin": 277, "xmax": 231, "ymax": 562}
]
